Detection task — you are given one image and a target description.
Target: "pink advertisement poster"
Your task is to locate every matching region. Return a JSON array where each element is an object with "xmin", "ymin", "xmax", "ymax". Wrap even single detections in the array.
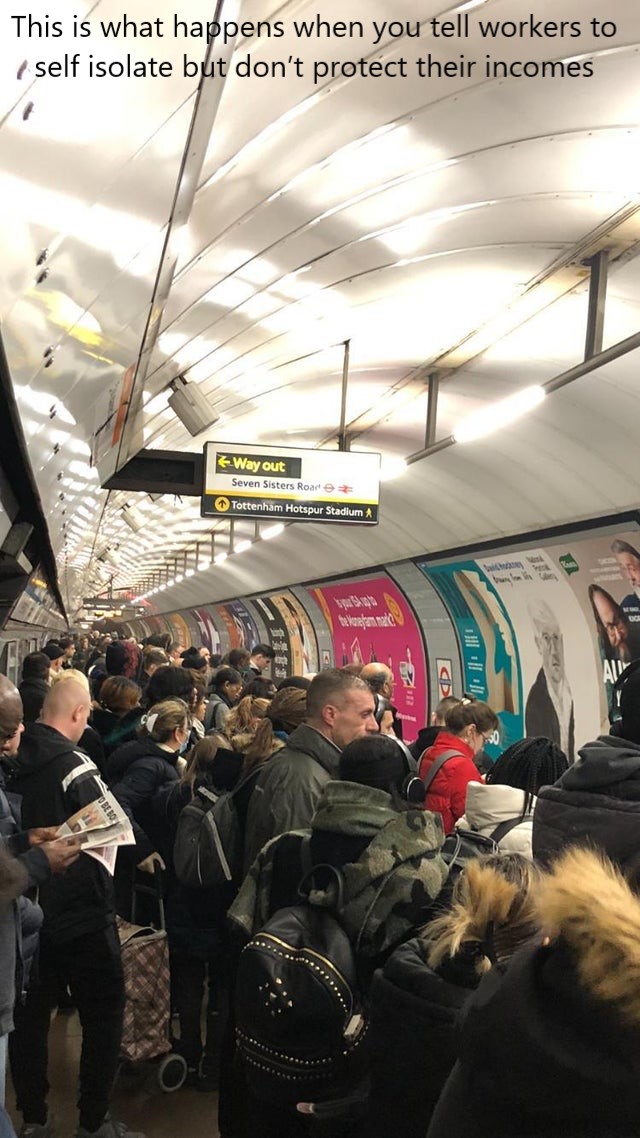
[{"xmin": 311, "ymin": 575, "xmax": 427, "ymax": 741}]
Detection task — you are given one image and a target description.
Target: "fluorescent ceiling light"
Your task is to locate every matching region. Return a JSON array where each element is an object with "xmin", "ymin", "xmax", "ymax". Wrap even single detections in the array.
[
  {"xmin": 235, "ymin": 540, "xmax": 252, "ymax": 554},
  {"xmin": 214, "ymin": 551, "xmax": 228, "ymax": 565},
  {"xmin": 261, "ymin": 523, "xmax": 285, "ymax": 540},
  {"xmin": 198, "ymin": 560, "xmax": 211, "ymax": 571},
  {"xmin": 453, "ymin": 385, "xmax": 546, "ymax": 444}
]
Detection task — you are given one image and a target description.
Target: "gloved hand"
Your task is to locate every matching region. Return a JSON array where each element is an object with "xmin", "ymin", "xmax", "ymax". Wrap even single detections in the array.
[{"xmin": 137, "ymin": 851, "xmax": 166, "ymax": 874}]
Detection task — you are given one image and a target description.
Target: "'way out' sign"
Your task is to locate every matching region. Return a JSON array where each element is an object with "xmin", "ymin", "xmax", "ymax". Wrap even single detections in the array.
[{"xmin": 202, "ymin": 442, "xmax": 380, "ymax": 524}]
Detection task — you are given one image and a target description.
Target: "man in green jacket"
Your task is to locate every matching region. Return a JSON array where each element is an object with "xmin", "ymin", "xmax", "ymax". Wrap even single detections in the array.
[{"xmin": 243, "ymin": 669, "xmax": 378, "ymax": 871}]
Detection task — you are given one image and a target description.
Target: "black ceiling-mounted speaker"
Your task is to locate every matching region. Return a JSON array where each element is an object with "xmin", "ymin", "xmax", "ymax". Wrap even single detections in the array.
[
  {"xmin": 1, "ymin": 521, "xmax": 33, "ymax": 561},
  {"xmin": 0, "ymin": 521, "xmax": 33, "ymax": 579}
]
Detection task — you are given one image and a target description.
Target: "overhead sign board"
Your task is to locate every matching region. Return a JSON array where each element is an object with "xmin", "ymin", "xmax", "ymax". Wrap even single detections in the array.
[{"xmin": 202, "ymin": 443, "xmax": 380, "ymax": 525}]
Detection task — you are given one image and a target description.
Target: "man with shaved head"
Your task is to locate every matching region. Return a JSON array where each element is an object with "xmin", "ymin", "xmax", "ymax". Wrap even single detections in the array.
[
  {"xmin": 360, "ymin": 661, "xmax": 404, "ymax": 740},
  {"xmin": 6, "ymin": 679, "xmax": 143, "ymax": 1138}
]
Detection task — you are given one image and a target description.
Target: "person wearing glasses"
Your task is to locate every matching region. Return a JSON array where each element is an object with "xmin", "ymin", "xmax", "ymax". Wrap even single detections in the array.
[
  {"xmin": 525, "ymin": 599, "xmax": 574, "ymax": 762},
  {"xmin": 417, "ymin": 699, "xmax": 499, "ymax": 834}
]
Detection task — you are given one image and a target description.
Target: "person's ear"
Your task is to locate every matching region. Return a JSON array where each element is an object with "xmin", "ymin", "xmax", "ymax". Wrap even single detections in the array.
[{"xmin": 322, "ymin": 703, "xmax": 337, "ymax": 729}]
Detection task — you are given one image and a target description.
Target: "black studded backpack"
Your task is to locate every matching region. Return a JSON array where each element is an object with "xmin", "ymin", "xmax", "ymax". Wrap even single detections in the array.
[{"xmin": 235, "ymin": 845, "xmax": 369, "ymax": 1105}]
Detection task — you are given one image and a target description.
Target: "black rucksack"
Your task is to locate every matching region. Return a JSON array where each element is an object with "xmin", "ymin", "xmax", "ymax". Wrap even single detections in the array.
[
  {"xmin": 173, "ymin": 767, "xmax": 259, "ymax": 889},
  {"xmin": 235, "ymin": 852, "xmax": 369, "ymax": 1105}
]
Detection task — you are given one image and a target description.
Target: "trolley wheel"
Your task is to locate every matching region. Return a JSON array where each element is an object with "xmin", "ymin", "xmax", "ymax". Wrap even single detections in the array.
[{"xmin": 157, "ymin": 1052, "xmax": 188, "ymax": 1092}]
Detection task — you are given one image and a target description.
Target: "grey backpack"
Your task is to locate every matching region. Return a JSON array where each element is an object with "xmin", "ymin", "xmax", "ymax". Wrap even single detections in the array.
[{"xmin": 173, "ymin": 768, "xmax": 259, "ymax": 888}]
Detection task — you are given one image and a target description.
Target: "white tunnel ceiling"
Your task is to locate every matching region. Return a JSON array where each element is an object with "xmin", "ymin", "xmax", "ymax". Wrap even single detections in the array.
[{"xmin": 1, "ymin": 0, "xmax": 639, "ymax": 616}]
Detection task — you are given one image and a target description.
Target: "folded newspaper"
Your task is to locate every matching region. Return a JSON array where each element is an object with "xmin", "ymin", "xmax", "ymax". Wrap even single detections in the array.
[{"xmin": 56, "ymin": 792, "xmax": 135, "ymax": 874}]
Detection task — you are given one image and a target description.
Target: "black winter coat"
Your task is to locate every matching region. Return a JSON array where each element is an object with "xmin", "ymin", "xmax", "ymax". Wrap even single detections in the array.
[
  {"xmin": 427, "ymin": 842, "xmax": 640, "ymax": 1138},
  {"xmin": 109, "ymin": 738, "xmax": 180, "ymax": 861},
  {"xmin": 91, "ymin": 707, "xmax": 141, "ymax": 757},
  {"xmin": 427, "ymin": 941, "xmax": 640, "ymax": 1138},
  {"xmin": 533, "ymin": 734, "xmax": 640, "ymax": 868},
  {"xmin": 18, "ymin": 678, "xmax": 49, "ymax": 724},
  {"xmin": 8, "ymin": 723, "xmax": 115, "ymax": 943},
  {"xmin": 367, "ymin": 938, "xmax": 476, "ymax": 1138}
]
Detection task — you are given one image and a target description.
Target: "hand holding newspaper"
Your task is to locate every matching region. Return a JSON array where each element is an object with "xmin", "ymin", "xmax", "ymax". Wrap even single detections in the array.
[{"xmin": 56, "ymin": 791, "xmax": 135, "ymax": 874}]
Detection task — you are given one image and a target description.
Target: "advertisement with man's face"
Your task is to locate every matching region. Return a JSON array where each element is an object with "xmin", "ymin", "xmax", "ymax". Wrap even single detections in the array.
[
  {"xmin": 471, "ymin": 550, "xmax": 600, "ymax": 763},
  {"xmin": 311, "ymin": 574, "xmax": 427, "ymax": 741},
  {"xmin": 544, "ymin": 530, "xmax": 640, "ymax": 730}
]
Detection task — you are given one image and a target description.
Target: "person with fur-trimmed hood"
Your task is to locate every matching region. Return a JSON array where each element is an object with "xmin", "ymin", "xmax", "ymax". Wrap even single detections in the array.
[
  {"xmin": 427, "ymin": 846, "xmax": 640, "ymax": 1138},
  {"xmin": 367, "ymin": 854, "xmax": 540, "ymax": 1138}
]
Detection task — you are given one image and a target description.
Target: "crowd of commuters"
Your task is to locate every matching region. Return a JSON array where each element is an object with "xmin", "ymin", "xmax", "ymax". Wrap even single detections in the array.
[{"xmin": 0, "ymin": 631, "xmax": 639, "ymax": 1137}]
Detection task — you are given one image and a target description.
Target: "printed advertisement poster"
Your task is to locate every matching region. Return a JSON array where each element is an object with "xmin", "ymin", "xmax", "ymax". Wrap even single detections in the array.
[
  {"xmin": 473, "ymin": 549, "xmax": 600, "ymax": 762},
  {"xmin": 545, "ymin": 530, "xmax": 640, "ymax": 730},
  {"xmin": 190, "ymin": 608, "xmax": 221, "ymax": 656},
  {"xmin": 419, "ymin": 560, "xmax": 522, "ymax": 757},
  {"xmin": 215, "ymin": 600, "xmax": 260, "ymax": 650},
  {"xmin": 311, "ymin": 575, "xmax": 427, "ymax": 741},
  {"xmin": 166, "ymin": 612, "xmax": 193, "ymax": 651},
  {"xmin": 252, "ymin": 597, "xmax": 292, "ymax": 680},
  {"xmin": 270, "ymin": 592, "xmax": 319, "ymax": 675}
]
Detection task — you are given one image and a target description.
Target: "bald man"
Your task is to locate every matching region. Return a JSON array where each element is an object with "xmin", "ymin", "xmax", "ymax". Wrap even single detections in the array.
[
  {"xmin": 7, "ymin": 680, "xmax": 142, "ymax": 1138},
  {"xmin": 360, "ymin": 662, "xmax": 404, "ymax": 740}
]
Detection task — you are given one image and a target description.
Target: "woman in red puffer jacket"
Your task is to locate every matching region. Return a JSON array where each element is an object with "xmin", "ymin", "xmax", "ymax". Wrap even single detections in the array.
[{"xmin": 418, "ymin": 699, "xmax": 498, "ymax": 834}]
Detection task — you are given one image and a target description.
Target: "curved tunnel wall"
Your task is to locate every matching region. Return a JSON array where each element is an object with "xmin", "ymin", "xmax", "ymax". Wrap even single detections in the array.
[{"xmin": 121, "ymin": 514, "xmax": 640, "ymax": 755}]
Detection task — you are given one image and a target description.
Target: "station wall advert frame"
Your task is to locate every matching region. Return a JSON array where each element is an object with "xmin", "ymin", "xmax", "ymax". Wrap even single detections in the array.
[{"xmin": 202, "ymin": 442, "xmax": 381, "ymax": 525}]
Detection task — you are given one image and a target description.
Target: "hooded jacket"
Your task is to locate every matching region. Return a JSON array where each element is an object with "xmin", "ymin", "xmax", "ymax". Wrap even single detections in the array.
[
  {"xmin": 18, "ymin": 677, "xmax": 49, "ymax": 724},
  {"xmin": 457, "ymin": 782, "xmax": 535, "ymax": 858},
  {"xmin": 533, "ymin": 734, "xmax": 640, "ymax": 868},
  {"xmin": 8, "ymin": 723, "xmax": 114, "ymax": 943},
  {"xmin": 230, "ymin": 780, "xmax": 448, "ymax": 964},
  {"xmin": 418, "ymin": 732, "xmax": 480, "ymax": 835},
  {"xmin": 108, "ymin": 737, "xmax": 180, "ymax": 860},
  {"xmin": 427, "ymin": 848, "xmax": 640, "ymax": 1138},
  {"xmin": 243, "ymin": 723, "xmax": 341, "ymax": 870},
  {"xmin": 367, "ymin": 938, "xmax": 477, "ymax": 1138}
]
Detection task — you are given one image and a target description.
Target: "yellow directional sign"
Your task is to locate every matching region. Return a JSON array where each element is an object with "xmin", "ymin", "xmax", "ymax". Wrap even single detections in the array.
[{"xmin": 203, "ymin": 442, "xmax": 380, "ymax": 526}]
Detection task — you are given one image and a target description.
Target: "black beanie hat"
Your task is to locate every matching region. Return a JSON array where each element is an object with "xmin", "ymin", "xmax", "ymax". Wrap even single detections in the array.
[
  {"xmin": 339, "ymin": 735, "xmax": 406, "ymax": 793},
  {"xmin": 182, "ymin": 650, "xmax": 207, "ymax": 672},
  {"xmin": 42, "ymin": 642, "xmax": 64, "ymax": 662}
]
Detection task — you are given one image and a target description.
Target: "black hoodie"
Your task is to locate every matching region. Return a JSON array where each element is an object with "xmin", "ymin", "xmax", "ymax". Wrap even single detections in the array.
[
  {"xmin": 533, "ymin": 734, "xmax": 640, "ymax": 868},
  {"xmin": 8, "ymin": 723, "xmax": 114, "ymax": 943}
]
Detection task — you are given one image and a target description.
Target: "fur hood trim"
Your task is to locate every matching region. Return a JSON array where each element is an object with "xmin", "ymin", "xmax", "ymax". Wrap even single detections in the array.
[{"xmin": 538, "ymin": 847, "xmax": 640, "ymax": 1026}]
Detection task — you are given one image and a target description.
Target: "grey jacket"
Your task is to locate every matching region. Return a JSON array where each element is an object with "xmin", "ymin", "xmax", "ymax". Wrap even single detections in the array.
[{"xmin": 243, "ymin": 724, "xmax": 341, "ymax": 871}]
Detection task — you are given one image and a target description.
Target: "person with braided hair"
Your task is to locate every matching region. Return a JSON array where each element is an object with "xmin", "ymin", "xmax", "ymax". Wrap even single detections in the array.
[{"xmin": 456, "ymin": 736, "xmax": 569, "ymax": 858}]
